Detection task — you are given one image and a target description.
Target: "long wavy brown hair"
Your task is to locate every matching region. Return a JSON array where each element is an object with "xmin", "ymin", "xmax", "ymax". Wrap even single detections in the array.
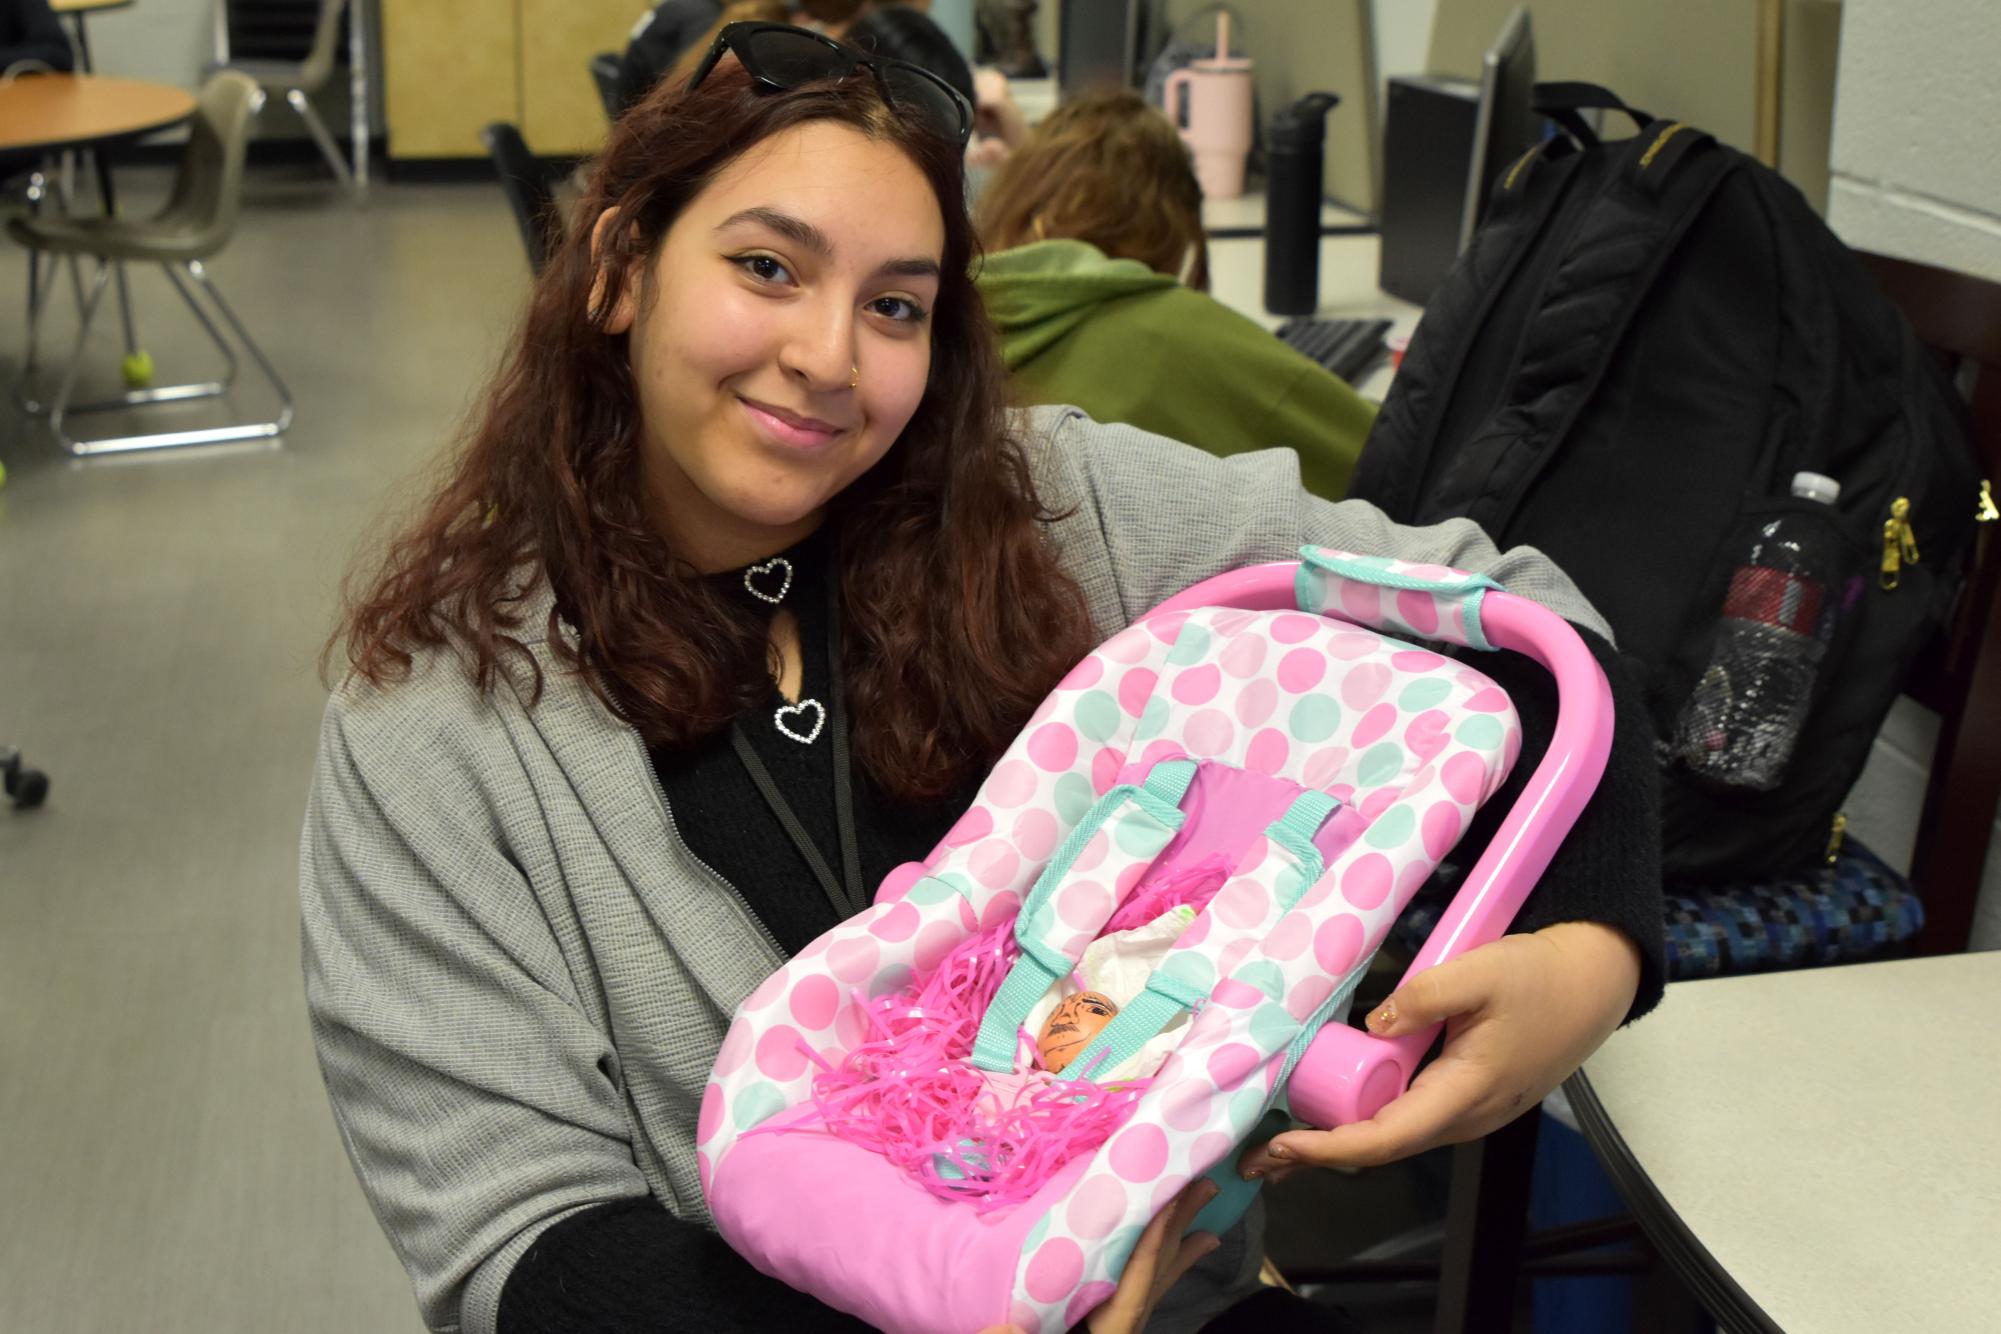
[
  {"xmin": 332, "ymin": 57, "xmax": 1094, "ymax": 801},
  {"xmin": 977, "ymin": 89, "xmax": 1210, "ymax": 291}
]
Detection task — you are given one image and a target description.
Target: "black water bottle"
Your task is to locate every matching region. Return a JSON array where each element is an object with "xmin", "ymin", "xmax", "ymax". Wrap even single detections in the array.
[{"xmin": 1264, "ymin": 91, "xmax": 1340, "ymax": 316}]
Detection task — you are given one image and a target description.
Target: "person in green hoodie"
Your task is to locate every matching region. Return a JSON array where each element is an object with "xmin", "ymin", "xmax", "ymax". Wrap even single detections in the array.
[{"xmin": 974, "ymin": 90, "xmax": 1375, "ymax": 500}]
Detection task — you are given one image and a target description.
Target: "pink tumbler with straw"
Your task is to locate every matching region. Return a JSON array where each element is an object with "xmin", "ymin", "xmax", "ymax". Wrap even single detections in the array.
[{"xmin": 1163, "ymin": 11, "xmax": 1254, "ymax": 198}]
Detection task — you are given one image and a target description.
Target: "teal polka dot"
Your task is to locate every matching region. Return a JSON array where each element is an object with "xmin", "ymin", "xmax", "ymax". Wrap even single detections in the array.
[
  {"xmin": 1365, "ymin": 804, "xmax": 1416, "ymax": 849},
  {"xmin": 1114, "ymin": 810, "xmax": 1173, "ymax": 858},
  {"xmin": 1054, "ymin": 772, "xmax": 1096, "ymax": 823},
  {"xmin": 1358, "ymin": 742, "xmax": 1407, "ymax": 788},
  {"xmin": 1165, "ymin": 623, "xmax": 1213, "ymax": 666},
  {"xmin": 1274, "ymin": 862, "xmax": 1312, "ymax": 908},
  {"xmin": 1160, "ymin": 950, "xmax": 1216, "ymax": 994},
  {"xmin": 1231, "ymin": 1082, "xmax": 1270, "ymax": 1128},
  {"xmin": 905, "ymin": 875, "xmax": 963, "ymax": 906},
  {"xmin": 1135, "ymin": 696, "xmax": 1171, "ymax": 740},
  {"xmin": 1300, "ymin": 568, "xmax": 1332, "ymax": 612},
  {"xmin": 1075, "ymin": 690, "xmax": 1122, "ymax": 743},
  {"xmin": 869, "ymin": 965, "xmax": 914, "ymax": 997},
  {"xmin": 1025, "ymin": 1207, "xmax": 1052, "ymax": 1251},
  {"xmin": 1238, "ymin": 961, "xmax": 1287, "ymax": 1001},
  {"xmin": 1104, "ymin": 1225, "xmax": 1145, "ymax": 1278},
  {"xmin": 731, "ymin": 1081, "xmax": 788, "ymax": 1130},
  {"xmin": 1457, "ymin": 714, "xmax": 1505, "ymax": 750},
  {"xmin": 1399, "ymin": 678, "xmax": 1452, "ymax": 712},
  {"xmin": 1250, "ymin": 1002, "xmax": 1296, "ymax": 1050},
  {"xmin": 1287, "ymin": 695, "xmax": 1341, "ymax": 743}
]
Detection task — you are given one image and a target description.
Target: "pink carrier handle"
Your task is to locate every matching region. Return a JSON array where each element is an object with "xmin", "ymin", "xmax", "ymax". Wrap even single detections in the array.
[{"xmin": 1147, "ymin": 558, "xmax": 1614, "ymax": 1128}]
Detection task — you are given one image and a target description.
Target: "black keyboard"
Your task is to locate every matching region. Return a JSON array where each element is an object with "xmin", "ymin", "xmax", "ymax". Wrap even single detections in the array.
[{"xmin": 1275, "ymin": 317, "xmax": 1393, "ymax": 384}]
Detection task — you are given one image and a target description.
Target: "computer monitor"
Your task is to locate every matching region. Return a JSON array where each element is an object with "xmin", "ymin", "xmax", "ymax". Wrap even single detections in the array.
[
  {"xmin": 1456, "ymin": 5, "xmax": 1538, "ymax": 253},
  {"xmin": 1058, "ymin": 0, "xmax": 1163, "ymax": 98}
]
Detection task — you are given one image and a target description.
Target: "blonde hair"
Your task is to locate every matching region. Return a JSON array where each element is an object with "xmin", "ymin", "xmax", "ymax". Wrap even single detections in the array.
[{"xmin": 976, "ymin": 90, "xmax": 1209, "ymax": 291}]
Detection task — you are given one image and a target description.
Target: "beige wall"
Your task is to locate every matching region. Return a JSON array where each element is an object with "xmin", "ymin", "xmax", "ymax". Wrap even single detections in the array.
[
  {"xmin": 1426, "ymin": 0, "xmax": 1839, "ymax": 212},
  {"xmin": 1159, "ymin": 0, "xmax": 1380, "ymax": 212}
]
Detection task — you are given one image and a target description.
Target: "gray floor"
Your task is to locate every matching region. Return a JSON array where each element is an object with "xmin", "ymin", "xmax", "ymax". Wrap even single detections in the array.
[
  {"xmin": 0, "ymin": 164, "xmax": 1467, "ymax": 1334},
  {"xmin": 1, "ymin": 164, "xmax": 523, "ymax": 1334}
]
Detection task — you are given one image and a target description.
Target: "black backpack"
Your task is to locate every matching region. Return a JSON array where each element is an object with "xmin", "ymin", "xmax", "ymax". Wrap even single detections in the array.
[{"xmin": 1350, "ymin": 83, "xmax": 1986, "ymax": 882}]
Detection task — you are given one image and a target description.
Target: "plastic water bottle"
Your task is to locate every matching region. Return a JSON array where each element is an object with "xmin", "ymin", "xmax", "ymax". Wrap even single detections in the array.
[{"xmin": 1674, "ymin": 471, "xmax": 1845, "ymax": 791}]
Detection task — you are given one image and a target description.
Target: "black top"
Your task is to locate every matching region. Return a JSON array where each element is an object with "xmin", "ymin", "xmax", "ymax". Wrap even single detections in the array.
[
  {"xmin": 646, "ymin": 526, "xmax": 977, "ymax": 956},
  {"xmin": 497, "ymin": 567, "xmax": 1664, "ymax": 1331}
]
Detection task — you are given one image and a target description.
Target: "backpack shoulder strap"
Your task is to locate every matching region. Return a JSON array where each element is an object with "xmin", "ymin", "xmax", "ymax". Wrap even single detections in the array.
[
  {"xmin": 1352, "ymin": 138, "xmax": 1587, "ymax": 520},
  {"xmin": 1425, "ymin": 125, "xmax": 1739, "ymax": 533}
]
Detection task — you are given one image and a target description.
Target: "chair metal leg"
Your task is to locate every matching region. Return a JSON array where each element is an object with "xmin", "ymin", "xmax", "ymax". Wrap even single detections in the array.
[
  {"xmin": 1433, "ymin": 1104, "xmax": 1542, "ymax": 1334},
  {"xmin": 288, "ymin": 89, "xmax": 359, "ymax": 197},
  {"xmin": 45, "ymin": 259, "xmax": 113, "ymax": 450},
  {"xmin": 83, "ymin": 144, "xmax": 145, "ymax": 365},
  {"xmin": 16, "ymin": 260, "xmax": 237, "ymax": 418},
  {"xmin": 40, "ymin": 259, "xmax": 293, "ymax": 458},
  {"xmin": 347, "ymin": 0, "xmax": 370, "ymax": 193}
]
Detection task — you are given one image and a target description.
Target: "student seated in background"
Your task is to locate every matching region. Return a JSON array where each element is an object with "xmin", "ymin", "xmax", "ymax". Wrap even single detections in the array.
[
  {"xmin": 975, "ymin": 90, "xmax": 1375, "ymax": 501},
  {"xmin": 844, "ymin": 4, "xmax": 1027, "ymax": 168}
]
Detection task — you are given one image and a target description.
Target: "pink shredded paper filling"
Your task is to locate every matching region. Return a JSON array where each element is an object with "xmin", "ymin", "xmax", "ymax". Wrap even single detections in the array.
[{"xmin": 764, "ymin": 855, "xmax": 1234, "ymax": 1212}]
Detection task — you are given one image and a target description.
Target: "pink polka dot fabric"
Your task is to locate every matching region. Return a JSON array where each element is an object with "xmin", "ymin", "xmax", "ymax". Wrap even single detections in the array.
[{"xmin": 701, "ymin": 568, "xmax": 1524, "ymax": 1334}]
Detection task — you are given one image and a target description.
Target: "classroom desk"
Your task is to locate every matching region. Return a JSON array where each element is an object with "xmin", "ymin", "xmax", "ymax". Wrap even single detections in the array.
[
  {"xmin": 1205, "ymin": 229, "xmax": 1423, "ymax": 400},
  {"xmin": 1566, "ymin": 953, "xmax": 2001, "ymax": 1333},
  {"xmin": 0, "ymin": 73, "xmax": 193, "ymax": 155}
]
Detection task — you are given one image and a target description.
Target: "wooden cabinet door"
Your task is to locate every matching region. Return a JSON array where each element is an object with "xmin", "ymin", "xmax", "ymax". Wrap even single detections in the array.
[
  {"xmin": 381, "ymin": 0, "xmax": 522, "ymax": 158},
  {"xmin": 521, "ymin": 0, "xmax": 643, "ymax": 157}
]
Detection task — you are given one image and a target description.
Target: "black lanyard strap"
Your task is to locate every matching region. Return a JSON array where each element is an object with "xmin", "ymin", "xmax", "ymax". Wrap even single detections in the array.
[{"xmin": 728, "ymin": 576, "xmax": 867, "ymax": 919}]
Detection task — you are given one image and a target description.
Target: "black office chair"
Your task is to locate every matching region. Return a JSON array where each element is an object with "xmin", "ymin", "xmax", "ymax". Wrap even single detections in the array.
[
  {"xmin": 2, "ymin": 745, "xmax": 50, "ymax": 809},
  {"xmin": 478, "ymin": 122, "xmax": 561, "ymax": 275},
  {"xmin": 590, "ymin": 50, "xmax": 629, "ymax": 121}
]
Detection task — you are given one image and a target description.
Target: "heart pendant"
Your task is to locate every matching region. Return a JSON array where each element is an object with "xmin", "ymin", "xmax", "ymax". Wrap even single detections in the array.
[
  {"xmin": 743, "ymin": 557, "xmax": 793, "ymax": 604},
  {"xmin": 774, "ymin": 698, "xmax": 826, "ymax": 744}
]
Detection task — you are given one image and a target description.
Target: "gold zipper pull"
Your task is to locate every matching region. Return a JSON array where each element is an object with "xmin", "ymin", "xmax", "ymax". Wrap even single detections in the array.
[
  {"xmin": 1881, "ymin": 499, "xmax": 1907, "ymax": 589},
  {"xmin": 1881, "ymin": 497, "xmax": 1918, "ymax": 590},
  {"xmin": 1825, "ymin": 811, "xmax": 1848, "ymax": 865},
  {"xmin": 1979, "ymin": 480, "xmax": 1999, "ymax": 524}
]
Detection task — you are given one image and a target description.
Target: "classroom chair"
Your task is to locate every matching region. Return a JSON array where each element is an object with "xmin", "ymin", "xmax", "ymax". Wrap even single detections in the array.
[{"xmin": 8, "ymin": 72, "xmax": 294, "ymax": 457}]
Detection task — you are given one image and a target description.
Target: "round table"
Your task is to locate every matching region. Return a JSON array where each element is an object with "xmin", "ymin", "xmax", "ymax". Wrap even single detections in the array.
[
  {"xmin": 0, "ymin": 74, "xmax": 195, "ymax": 155},
  {"xmin": 1, "ymin": 75, "xmax": 195, "ymax": 394}
]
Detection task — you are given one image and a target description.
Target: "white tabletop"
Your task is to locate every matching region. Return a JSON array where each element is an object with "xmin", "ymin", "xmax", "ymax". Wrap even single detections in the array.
[
  {"xmin": 1199, "ymin": 191, "xmax": 1366, "ymax": 236},
  {"xmin": 1572, "ymin": 952, "xmax": 2001, "ymax": 1333}
]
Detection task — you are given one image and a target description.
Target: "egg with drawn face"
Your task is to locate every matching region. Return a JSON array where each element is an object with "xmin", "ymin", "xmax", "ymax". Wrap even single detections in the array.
[{"xmin": 1037, "ymin": 991, "xmax": 1120, "ymax": 1074}]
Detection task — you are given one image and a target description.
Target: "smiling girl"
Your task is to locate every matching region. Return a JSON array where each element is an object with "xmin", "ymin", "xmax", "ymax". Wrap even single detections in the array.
[{"xmin": 301, "ymin": 24, "xmax": 1663, "ymax": 1334}]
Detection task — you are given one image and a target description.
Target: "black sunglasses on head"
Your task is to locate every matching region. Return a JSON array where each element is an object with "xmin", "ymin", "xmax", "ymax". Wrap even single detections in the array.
[{"xmin": 685, "ymin": 21, "xmax": 974, "ymax": 149}]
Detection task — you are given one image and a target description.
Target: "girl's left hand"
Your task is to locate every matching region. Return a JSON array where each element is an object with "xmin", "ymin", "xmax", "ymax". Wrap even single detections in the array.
[{"xmin": 1237, "ymin": 921, "xmax": 1642, "ymax": 1179}]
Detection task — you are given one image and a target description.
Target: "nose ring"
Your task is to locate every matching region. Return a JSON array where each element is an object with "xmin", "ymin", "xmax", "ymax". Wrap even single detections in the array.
[{"xmin": 849, "ymin": 365, "xmax": 859, "ymax": 390}]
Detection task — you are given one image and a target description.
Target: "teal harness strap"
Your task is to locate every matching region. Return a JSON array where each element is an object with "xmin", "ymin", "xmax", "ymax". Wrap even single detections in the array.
[
  {"xmin": 969, "ymin": 758, "xmax": 1197, "ymax": 1072},
  {"xmin": 1054, "ymin": 788, "xmax": 1342, "ymax": 1083}
]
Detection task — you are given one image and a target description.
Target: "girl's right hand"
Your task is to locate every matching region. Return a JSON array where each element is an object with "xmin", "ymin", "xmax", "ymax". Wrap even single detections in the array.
[{"xmin": 977, "ymin": 1175, "xmax": 1220, "ymax": 1334}]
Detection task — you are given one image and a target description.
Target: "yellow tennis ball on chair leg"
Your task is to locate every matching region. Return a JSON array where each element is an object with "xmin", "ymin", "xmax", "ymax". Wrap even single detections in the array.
[{"xmin": 121, "ymin": 350, "xmax": 155, "ymax": 389}]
